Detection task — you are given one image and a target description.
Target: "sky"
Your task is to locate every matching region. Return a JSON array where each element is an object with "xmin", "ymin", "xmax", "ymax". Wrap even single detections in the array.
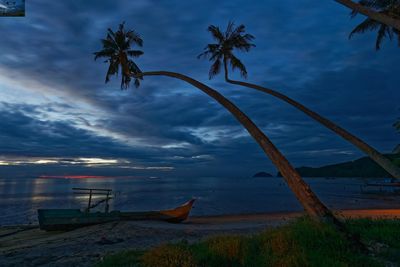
[
  {"xmin": 0, "ymin": 0, "xmax": 24, "ymax": 14},
  {"xmin": 0, "ymin": 0, "xmax": 398, "ymax": 178}
]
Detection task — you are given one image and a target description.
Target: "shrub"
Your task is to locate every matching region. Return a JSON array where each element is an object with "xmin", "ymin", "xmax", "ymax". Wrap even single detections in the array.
[{"xmin": 141, "ymin": 244, "xmax": 196, "ymax": 267}]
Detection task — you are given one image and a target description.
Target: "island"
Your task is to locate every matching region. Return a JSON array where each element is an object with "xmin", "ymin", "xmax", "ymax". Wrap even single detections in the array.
[
  {"xmin": 277, "ymin": 153, "xmax": 400, "ymax": 178},
  {"xmin": 252, "ymin": 171, "xmax": 273, "ymax": 178}
]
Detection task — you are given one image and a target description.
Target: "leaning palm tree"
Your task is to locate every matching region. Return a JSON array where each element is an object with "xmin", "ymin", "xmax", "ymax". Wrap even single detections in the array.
[
  {"xmin": 198, "ymin": 21, "xmax": 400, "ymax": 179},
  {"xmin": 94, "ymin": 23, "xmax": 341, "ymax": 225},
  {"xmin": 348, "ymin": 0, "xmax": 400, "ymax": 50},
  {"xmin": 335, "ymin": 0, "xmax": 400, "ymax": 31}
]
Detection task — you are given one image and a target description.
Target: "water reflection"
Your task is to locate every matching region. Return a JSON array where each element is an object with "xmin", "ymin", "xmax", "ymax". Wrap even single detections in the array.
[{"xmin": 0, "ymin": 176, "xmax": 399, "ymax": 225}]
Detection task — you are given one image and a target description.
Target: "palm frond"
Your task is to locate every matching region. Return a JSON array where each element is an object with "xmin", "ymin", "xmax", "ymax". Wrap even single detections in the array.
[
  {"xmin": 120, "ymin": 74, "xmax": 131, "ymax": 89},
  {"xmin": 242, "ymin": 33, "xmax": 255, "ymax": 42},
  {"xmin": 105, "ymin": 59, "xmax": 120, "ymax": 83},
  {"xmin": 229, "ymin": 54, "xmax": 247, "ymax": 78},
  {"xmin": 107, "ymin": 28, "xmax": 116, "ymax": 41},
  {"xmin": 232, "ymin": 24, "xmax": 246, "ymax": 36},
  {"xmin": 231, "ymin": 32, "xmax": 255, "ymax": 47},
  {"xmin": 129, "ymin": 60, "xmax": 143, "ymax": 88},
  {"xmin": 349, "ymin": 18, "xmax": 380, "ymax": 38},
  {"xmin": 376, "ymin": 24, "xmax": 388, "ymax": 49},
  {"xmin": 209, "ymin": 51, "xmax": 223, "ymax": 61},
  {"xmin": 225, "ymin": 21, "xmax": 235, "ymax": 39},
  {"xmin": 197, "ymin": 44, "xmax": 220, "ymax": 59},
  {"xmin": 232, "ymin": 37, "xmax": 255, "ymax": 52},
  {"xmin": 100, "ymin": 38, "xmax": 119, "ymax": 51},
  {"xmin": 114, "ymin": 23, "xmax": 127, "ymax": 49},
  {"xmin": 129, "ymin": 60, "xmax": 142, "ymax": 74},
  {"xmin": 134, "ymin": 78, "xmax": 141, "ymax": 88},
  {"xmin": 349, "ymin": 1, "xmax": 400, "ymax": 50},
  {"xmin": 209, "ymin": 59, "xmax": 222, "ymax": 79},
  {"xmin": 126, "ymin": 29, "xmax": 143, "ymax": 47},
  {"xmin": 207, "ymin": 25, "xmax": 224, "ymax": 42},
  {"xmin": 197, "ymin": 50, "xmax": 209, "ymax": 59},
  {"xmin": 127, "ymin": 50, "xmax": 144, "ymax": 58},
  {"xmin": 352, "ymin": 0, "xmax": 400, "ymax": 16},
  {"xmin": 94, "ymin": 49, "xmax": 115, "ymax": 60}
]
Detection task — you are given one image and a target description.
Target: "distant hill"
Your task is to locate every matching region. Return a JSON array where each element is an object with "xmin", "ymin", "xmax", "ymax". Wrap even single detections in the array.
[
  {"xmin": 277, "ymin": 154, "xmax": 400, "ymax": 178},
  {"xmin": 253, "ymin": 172, "xmax": 273, "ymax": 178}
]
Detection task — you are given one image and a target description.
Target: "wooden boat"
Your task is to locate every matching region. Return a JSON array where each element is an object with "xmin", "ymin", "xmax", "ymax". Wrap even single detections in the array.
[{"xmin": 38, "ymin": 188, "xmax": 195, "ymax": 231}]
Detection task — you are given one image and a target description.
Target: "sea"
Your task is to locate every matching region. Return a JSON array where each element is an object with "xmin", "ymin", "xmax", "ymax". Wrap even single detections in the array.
[{"xmin": 1, "ymin": 176, "xmax": 399, "ymax": 225}]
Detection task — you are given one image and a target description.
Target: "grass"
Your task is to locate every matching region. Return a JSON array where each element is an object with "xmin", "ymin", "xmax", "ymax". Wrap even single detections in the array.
[
  {"xmin": 95, "ymin": 217, "xmax": 400, "ymax": 267},
  {"xmin": 96, "ymin": 250, "xmax": 143, "ymax": 267}
]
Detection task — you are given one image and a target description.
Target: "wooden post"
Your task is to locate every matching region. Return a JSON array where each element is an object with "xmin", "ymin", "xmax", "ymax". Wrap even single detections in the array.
[
  {"xmin": 105, "ymin": 190, "xmax": 110, "ymax": 213},
  {"xmin": 87, "ymin": 189, "xmax": 92, "ymax": 212}
]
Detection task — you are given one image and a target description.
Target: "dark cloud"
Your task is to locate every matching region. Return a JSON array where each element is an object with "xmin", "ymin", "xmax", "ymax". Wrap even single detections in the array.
[{"xmin": 0, "ymin": 0, "xmax": 399, "ymax": 178}]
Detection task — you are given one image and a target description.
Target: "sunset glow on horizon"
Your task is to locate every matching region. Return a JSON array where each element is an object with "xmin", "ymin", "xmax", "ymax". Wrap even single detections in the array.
[
  {"xmin": 38, "ymin": 175, "xmax": 149, "ymax": 179},
  {"xmin": 39, "ymin": 175, "xmax": 108, "ymax": 179}
]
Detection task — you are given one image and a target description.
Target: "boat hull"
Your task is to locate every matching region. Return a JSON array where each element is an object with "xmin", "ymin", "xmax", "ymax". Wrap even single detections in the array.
[{"xmin": 38, "ymin": 199, "xmax": 195, "ymax": 231}]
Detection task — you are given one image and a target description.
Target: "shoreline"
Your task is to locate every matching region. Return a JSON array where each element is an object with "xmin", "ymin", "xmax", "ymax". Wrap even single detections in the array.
[
  {"xmin": 1, "ymin": 208, "xmax": 400, "ymax": 267},
  {"xmin": 2, "ymin": 207, "xmax": 400, "ymax": 228}
]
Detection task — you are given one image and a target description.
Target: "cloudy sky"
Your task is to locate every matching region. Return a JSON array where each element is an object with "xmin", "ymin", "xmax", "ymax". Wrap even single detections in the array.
[{"xmin": 0, "ymin": 0, "xmax": 398, "ymax": 178}]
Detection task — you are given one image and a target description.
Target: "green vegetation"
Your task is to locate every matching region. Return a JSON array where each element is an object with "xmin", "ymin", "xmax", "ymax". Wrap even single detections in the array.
[
  {"xmin": 347, "ymin": 0, "xmax": 400, "ymax": 50},
  {"xmin": 277, "ymin": 154, "xmax": 400, "ymax": 178},
  {"xmin": 95, "ymin": 218, "xmax": 400, "ymax": 267}
]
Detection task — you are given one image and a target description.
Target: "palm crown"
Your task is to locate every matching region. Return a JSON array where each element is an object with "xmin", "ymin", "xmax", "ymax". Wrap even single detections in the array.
[
  {"xmin": 198, "ymin": 21, "xmax": 255, "ymax": 79},
  {"xmin": 94, "ymin": 22, "xmax": 144, "ymax": 88},
  {"xmin": 349, "ymin": 0, "xmax": 400, "ymax": 50}
]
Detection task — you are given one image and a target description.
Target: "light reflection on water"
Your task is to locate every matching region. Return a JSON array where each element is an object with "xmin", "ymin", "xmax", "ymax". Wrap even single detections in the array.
[{"xmin": 0, "ymin": 176, "xmax": 399, "ymax": 225}]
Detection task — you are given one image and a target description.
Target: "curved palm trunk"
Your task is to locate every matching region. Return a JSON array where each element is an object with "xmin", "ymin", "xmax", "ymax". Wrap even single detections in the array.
[
  {"xmin": 135, "ymin": 71, "xmax": 368, "ymax": 251},
  {"xmin": 223, "ymin": 61, "xmax": 400, "ymax": 179},
  {"xmin": 138, "ymin": 71, "xmax": 336, "ymax": 222},
  {"xmin": 335, "ymin": 0, "xmax": 400, "ymax": 31}
]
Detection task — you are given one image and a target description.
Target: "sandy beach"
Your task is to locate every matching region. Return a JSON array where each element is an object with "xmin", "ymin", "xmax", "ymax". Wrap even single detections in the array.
[{"xmin": 1, "ymin": 208, "xmax": 399, "ymax": 267}]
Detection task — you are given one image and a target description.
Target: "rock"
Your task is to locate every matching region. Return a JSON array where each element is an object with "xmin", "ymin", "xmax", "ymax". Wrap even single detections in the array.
[
  {"xmin": 252, "ymin": 172, "xmax": 273, "ymax": 178},
  {"xmin": 96, "ymin": 237, "xmax": 124, "ymax": 245}
]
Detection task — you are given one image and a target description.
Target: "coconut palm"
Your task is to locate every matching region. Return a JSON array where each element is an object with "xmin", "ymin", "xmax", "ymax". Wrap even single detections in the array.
[
  {"xmin": 198, "ymin": 21, "xmax": 400, "ymax": 179},
  {"xmin": 94, "ymin": 23, "xmax": 341, "ymax": 225},
  {"xmin": 94, "ymin": 22, "xmax": 144, "ymax": 89},
  {"xmin": 335, "ymin": 0, "xmax": 400, "ymax": 31},
  {"xmin": 347, "ymin": 0, "xmax": 400, "ymax": 50}
]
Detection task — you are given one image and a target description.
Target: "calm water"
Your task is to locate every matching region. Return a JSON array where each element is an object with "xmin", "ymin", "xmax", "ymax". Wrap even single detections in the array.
[{"xmin": 1, "ymin": 176, "xmax": 399, "ymax": 225}]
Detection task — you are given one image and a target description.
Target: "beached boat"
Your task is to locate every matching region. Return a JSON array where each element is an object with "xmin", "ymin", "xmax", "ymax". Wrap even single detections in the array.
[{"xmin": 38, "ymin": 188, "xmax": 195, "ymax": 231}]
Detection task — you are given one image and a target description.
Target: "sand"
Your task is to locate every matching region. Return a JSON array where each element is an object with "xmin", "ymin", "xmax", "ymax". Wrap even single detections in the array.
[{"xmin": 1, "ymin": 209, "xmax": 399, "ymax": 267}]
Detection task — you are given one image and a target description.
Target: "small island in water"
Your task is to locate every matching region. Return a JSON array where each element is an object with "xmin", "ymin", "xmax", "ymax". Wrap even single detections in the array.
[{"xmin": 252, "ymin": 171, "xmax": 273, "ymax": 178}]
